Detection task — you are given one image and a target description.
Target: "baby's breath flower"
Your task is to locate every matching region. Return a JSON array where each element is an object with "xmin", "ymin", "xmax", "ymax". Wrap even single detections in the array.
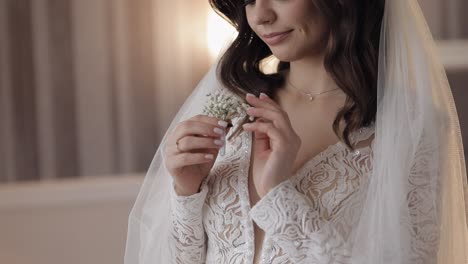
[
  {"xmin": 203, "ymin": 90, "xmax": 254, "ymax": 141},
  {"xmin": 202, "ymin": 90, "xmax": 251, "ymax": 121}
]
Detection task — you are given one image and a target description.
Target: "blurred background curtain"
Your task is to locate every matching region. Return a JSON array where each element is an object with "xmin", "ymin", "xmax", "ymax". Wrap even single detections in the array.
[
  {"xmin": 419, "ymin": 0, "xmax": 468, "ymax": 39},
  {"xmin": 0, "ymin": 0, "xmax": 467, "ymax": 182},
  {"xmin": 0, "ymin": 0, "xmax": 213, "ymax": 181}
]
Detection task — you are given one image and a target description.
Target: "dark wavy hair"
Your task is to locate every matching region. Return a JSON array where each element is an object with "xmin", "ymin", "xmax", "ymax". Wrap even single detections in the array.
[{"xmin": 209, "ymin": 0, "xmax": 385, "ymax": 149}]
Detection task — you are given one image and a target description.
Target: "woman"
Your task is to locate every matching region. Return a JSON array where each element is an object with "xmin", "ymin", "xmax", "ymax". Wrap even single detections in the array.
[{"xmin": 125, "ymin": 0, "xmax": 468, "ymax": 263}]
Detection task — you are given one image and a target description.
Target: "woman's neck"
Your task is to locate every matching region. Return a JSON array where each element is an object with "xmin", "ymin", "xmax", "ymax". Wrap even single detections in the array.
[{"xmin": 285, "ymin": 56, "xmax": 342, "ymax": 96}]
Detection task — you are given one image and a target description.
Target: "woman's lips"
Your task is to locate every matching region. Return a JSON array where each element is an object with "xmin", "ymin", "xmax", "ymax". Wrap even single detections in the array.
[{"xmin": 262, "ymin": 30, "xmax": 293, "ymax": 45}]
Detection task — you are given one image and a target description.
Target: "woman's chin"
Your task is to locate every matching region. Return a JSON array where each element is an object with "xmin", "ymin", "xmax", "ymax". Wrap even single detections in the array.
[
  {"xmin": 270, "ymin": 46, "xmax": 324, "ymax": 63},
  {"xmin": 269, "ymin": 49, "xmax": 297, "ymax": 63}
]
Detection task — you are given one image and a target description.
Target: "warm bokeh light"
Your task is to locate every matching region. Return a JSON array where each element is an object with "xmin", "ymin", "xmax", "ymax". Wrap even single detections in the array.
[
  {"xmin": 260, "ymin": 56, "xmax": 280, "ymax": 74},
  {"xmin": 206, "ymin": 9, "xmax": 237, "ymax": 61},
  {"xmin": 205, "ymin": 8, "xmax": 281, "ymax": 72}
]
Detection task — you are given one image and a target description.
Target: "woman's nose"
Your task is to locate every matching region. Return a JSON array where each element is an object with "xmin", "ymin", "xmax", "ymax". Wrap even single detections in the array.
[{"xmin": 249, "ymin": 2, "xmax": 276, "ymax": 25}]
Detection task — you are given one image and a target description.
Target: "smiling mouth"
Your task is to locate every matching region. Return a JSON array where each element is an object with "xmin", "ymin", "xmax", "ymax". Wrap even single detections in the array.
[{"xmin": 262, "ymin": 30, "xmax": 293, "ymax": 45}]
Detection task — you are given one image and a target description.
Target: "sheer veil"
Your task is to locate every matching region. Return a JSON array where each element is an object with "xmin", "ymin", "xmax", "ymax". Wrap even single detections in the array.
[
  {"xmin": 124, "ymin": 0, "xmax": 468, "ymax": 263},
  {"xmin": 348, "ymin": 0, "xmax": 468, "ymax": 262},
  {"xmin": 124, "ymin": 64, "xmax": 224, "ymax": 263}
]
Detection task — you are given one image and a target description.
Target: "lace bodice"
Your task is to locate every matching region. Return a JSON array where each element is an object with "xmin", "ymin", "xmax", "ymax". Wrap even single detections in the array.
[{"xmin": 169, "ymin": 123, "xmax": 439, "ymax": 263}]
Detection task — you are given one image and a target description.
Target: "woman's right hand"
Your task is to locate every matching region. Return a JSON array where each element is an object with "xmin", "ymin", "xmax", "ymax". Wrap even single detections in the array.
[{"xmin": 164, "ymin": 114, "xmax": 229, "ymax": 196}]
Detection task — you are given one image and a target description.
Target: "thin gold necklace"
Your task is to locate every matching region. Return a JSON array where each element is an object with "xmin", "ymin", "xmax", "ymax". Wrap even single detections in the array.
[{"xmin": 287, "ymin": 80, "xmax": 340, "ymax": 101}]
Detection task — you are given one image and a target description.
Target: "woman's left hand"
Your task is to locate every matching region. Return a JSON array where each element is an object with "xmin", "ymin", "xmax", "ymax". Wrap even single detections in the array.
[{"xmin": 243, "ymin": 92, "xmax": 301, "ymax": 198}]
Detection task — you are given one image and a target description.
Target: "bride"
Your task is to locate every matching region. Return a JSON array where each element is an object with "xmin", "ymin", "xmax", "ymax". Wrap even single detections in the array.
[{"xmin": 125, "ymin": 0, "xmax": 468, "ymax": 263}]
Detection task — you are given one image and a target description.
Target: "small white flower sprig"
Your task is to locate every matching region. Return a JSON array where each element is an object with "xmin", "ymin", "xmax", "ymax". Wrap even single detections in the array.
[
  {"xmin": 202, "ymin": 90, "xmax": 256, "ymax": 143},
  {"xmin": 202, "ymin": 90, "xmax": 251, "ymax": 121}
]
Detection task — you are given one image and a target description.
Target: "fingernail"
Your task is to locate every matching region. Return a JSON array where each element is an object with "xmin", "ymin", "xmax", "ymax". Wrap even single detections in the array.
[
  {"xmin": 260, "ymin": 93, "xmax": 269, "ymax": 99},
  {"xmin": 218, "ymin": 120, "xmax": 228, "ymax": 127},
  {"xmin": 214, "ymin": 139, "xmax": 224, "ymax": 146},
  {"xmin": 246, "ymin": 93, "xmax": 256, "ymax": 98},
  {"xmin": 214, "ymin": 127, "xmax": 224, "ymax": 135},
  {"xmin": 205, "ymin": 154, "xmax": 214, "ymax": 160}
]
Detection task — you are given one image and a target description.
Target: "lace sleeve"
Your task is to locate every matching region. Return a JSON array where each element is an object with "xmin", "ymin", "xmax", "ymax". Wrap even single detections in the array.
[
  {"xmin": 249, "ymin": 180, "xmax": 350, "ymax": 263},
  {"xmin": 169, "ymin": 183, "xmax": 208, "ymax": 264},
  {"xmin": 405, "ymin": 135, "xmax": 441, "ymax": 263}
]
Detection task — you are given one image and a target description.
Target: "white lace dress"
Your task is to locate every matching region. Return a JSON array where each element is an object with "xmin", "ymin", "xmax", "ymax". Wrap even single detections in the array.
[{"xmin": 169, "ymin": 124, "xmax": 439, "ymax": 264}]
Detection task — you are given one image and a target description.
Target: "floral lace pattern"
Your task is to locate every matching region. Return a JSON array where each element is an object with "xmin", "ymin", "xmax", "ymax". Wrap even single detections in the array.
[
  {"xmin": 169, "ymin": 123, "xmax": 439, "ymax": 263},
  {"xmin": 170, "ymin": 183, "xmax": 208, "ymax": 263}
]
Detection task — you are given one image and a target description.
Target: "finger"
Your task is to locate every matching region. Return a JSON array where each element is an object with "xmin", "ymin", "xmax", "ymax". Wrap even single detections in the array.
[
  {"xmin": 168, "ymin": 135, "xmax": 224, "ymax": 154},
  {"xmin": 245, "ymin": 93, "xmax": 281, "ymax": 112},
  {"xmin": 246, "ymin": 107, "xmax": 289, "ymax": 129},
  {"xmin": 242, "ymin": 121, "xmax": 282, "ymax": 141},
  {"xmin": 258, "ymin": 92, "xmax": 282, "ymax": 109},
  {"xmin": 191, "ymin": 114, "xmax": 229, "ymax": 128},
  {"xmin": 166, "ymin": 152, "xmax": 216, "ymax": 168},
  {"xmin": 172, "ymin": 120, "xmax": 226, "ymax": 142},
  {"xmin": 172, "ymin": 114, "xmax": 228, "ymax": 138}
]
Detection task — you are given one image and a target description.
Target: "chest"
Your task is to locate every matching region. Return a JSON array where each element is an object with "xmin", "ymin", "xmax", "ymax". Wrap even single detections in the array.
[
  {"xmin": 202, "ymin": 130, "xmax": 372, "ymax": 264},
  {"xmin": 248, "ymin": 108, "xmax": 343, "ymax": 206}
]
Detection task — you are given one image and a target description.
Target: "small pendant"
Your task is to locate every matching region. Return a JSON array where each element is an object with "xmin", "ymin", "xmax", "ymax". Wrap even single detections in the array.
[{"xmin": 308, "ymin": 95, "xmax": 314, "ymax": 101}]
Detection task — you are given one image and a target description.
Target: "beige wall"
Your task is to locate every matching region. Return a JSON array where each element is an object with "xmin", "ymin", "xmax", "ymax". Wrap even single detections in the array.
[{"xmin": 0, "ymin": 176, "xmax": 141, "ymax": 264}]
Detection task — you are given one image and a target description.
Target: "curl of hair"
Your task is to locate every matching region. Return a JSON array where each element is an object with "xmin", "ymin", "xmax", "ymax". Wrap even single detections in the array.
[{"xmin": 209, "ymin": 0, "xmax": 385, "ymax": 149}]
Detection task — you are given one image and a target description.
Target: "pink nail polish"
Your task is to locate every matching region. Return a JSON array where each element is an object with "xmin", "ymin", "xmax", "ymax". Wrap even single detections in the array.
[
  {"xmin": 218, "ymin": 120, "xmax": 228, "ymax": 128},
  {"xmin": 260, "ymin": 93, "xmax": 268, "ymax": 99},
  {"xmin": 246, "ymin": 93, "xmax": 255, "ymax": 98},
  {"xmin": 214, "ymin": 127, "xmax": 224, "ymax": 135}
]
